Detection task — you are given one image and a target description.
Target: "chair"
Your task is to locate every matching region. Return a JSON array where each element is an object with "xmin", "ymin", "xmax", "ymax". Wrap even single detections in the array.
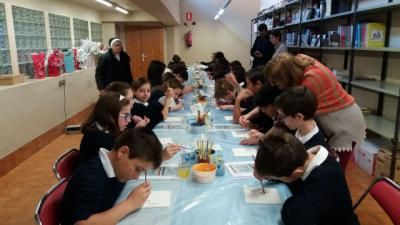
[
  {"xmin": 53, "ymin": 148, "xmax": 80, "ymax": 180},
  {"xmin": 353, "ymin": 176, "xmax": 400, "ymax": 225},
  {"xmin": 34, "ymin": 178, "xmax": 68, "ymax": 225}
]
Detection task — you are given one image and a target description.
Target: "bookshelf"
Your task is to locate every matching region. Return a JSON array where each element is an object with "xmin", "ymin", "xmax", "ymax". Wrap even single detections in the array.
[{"xmin": 252, "ymin": 0, "xmax": 400, "ymax": 179}]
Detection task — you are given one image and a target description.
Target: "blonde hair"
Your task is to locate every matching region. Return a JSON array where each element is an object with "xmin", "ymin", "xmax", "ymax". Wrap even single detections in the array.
[
  {"xmin": 214, "ymin": 79, "xmax": 234, "ymax": 99},
  {"xmin": 264, "ymin": 53, "xmax": 315, "ymax": 89}
]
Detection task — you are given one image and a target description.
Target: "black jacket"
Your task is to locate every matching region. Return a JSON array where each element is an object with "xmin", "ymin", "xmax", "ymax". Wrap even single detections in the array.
[
  {"xmin": 95, "ymin": 49, "xmax": 133, "ymax": 90},
  {"xmin": 251, "ymin": 35, "xmax": 274, "ymax": 68}
]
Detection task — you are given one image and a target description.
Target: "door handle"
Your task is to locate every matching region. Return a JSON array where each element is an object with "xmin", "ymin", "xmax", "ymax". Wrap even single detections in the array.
[{"xmin": 141, "ymin": 53, "xmax": 147, "ymax": 62}]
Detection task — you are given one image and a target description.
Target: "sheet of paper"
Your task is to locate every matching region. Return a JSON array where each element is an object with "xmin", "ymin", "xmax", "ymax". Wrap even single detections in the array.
[
  {"xmin": 213, "ymin": 124, "xmax": 243, "ymax": 130},
  {"xmin": 165, "ymin": 117, "xmax": 183, "ymax": 122},
  {"xmin": 244, "ymin": 187, "xmax": 282, "ymax": 204},
  {"xmin": 159, "ymin": 138, "xmax": 173, "ymax": 146},
  {"xmin": 142, "ymin": 191, "xmax": 171, "ymax": 208},
  {"xmin": 231, "ymin": 130, "xmax": 250, "ymax": 138},
  {"xmin": 225, "ymin": 161, "xmax": 254, "ymax": 178},
  {"xmin": 232, "ymin": 148, "xmax": 257, "ymax": 157},
  {"xmin": 154, "ymin": 124, "xmax": 184, "ymax": 130},
  {"xmin": 224, "ymin": 116, "xmax": 233, "ymax": 121}
]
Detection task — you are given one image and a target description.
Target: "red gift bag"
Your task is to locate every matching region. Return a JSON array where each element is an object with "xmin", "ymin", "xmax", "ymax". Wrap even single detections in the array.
[
  {"xmin": 31, "ymin": 52, "xmax": 45, "ymax": 79},
  {"xmin": 73, "ymin": 48, "xmax": 80, "ymax": 70},
  {"xmin": 48, "ymin": 49, "xmax": 64, "ymax": 77}
]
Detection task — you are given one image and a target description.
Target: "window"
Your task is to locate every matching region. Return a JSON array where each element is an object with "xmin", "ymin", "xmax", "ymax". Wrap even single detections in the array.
[
  {"xmin": 90, "ymin": 22, "xmax": 102, "ymax": 43},
  {"xmin": 0, "ymin": 3, "xmax": 11, "ymax": 75},
  {"xmin": 73, "ymin": 18, "xmax": 88, "ymax": 47},
  {"xmin": 49, "ymin": 13, "xmax": 71, "ymax": 49},
  {"xmin": 12, "ymin": 6, "xmax": 46, "ymax": 76}
]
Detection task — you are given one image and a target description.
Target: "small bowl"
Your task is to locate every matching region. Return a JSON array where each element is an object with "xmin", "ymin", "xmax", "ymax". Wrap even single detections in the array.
[
  {"xmin": 189, "ymin": 122, "xmax": 206, "ymax": 133},
  {"xmin": 192, "ymin": 163, "xmax": 217, "ymax": 183}
]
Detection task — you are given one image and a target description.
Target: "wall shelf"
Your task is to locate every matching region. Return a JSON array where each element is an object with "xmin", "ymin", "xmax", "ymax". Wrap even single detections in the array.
[
  {"xmin": 323, "ymin": 10, "xmax": 354, "ymax": 20},
  {"xmin": 364, "ymin": 114, "xmax": 396, "ymax": 140},
  {"xmin": 351, "ymin": 80, "xmax": 400, "ymax": 97}
]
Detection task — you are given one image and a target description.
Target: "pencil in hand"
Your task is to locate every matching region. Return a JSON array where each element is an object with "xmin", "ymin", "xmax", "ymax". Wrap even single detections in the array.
[{"xmin": 252, "ymin": 155, "xmax": 265, "ymax": 194}]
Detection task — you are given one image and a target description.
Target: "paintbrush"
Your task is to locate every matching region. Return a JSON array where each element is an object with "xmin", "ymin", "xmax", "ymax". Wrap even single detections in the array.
[{"xmin": 252, "ymin": 155, "xmax": 265, "ymax": 194}]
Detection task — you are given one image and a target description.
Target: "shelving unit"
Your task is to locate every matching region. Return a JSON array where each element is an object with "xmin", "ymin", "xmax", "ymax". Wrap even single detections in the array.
[
  {"xmin": 73, "ymin": 18, "xmax": 88, "ymax": 47},
  {"xmin": 252, "ymin": 0, "xmax": 400, "ymax": 179},
  {"xmin": 49, "ymin": 13, "xmax": 72, "ymax": 49},
  {"xmin": 0, "ymin": 3, "xmax": 11, "ymax": 75},
  {"xmin": 12, "ymin": 6, "xmax": 46, "ymax": 77}
]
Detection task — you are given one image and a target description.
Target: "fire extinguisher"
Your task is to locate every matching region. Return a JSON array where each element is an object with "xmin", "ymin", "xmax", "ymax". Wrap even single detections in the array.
[{"xmin": 184, "ymin": 31, "xmax": 192, "ymax": 47}]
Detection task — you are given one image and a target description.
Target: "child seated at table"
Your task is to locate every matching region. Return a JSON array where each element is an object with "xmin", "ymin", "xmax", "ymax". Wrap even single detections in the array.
[
  {"xmin": 61, "ymin": 128, "xmax": 163, "ymax": 225},
  {"xmin": 79, "ymin": 92, "xmax": 132, "ymax": 163},
  {"xmin": 131, "ymin": 77, "xmax": 172, "ymax": 129},
  {"xmin": 253, "ymin": 130, "xmax": 360, "ymax": 225},
  {"xmin": 157, "ymin": 78, "xmax": 184, "ymax": 112},
  {"xmin": 214, "ymin": 78, "xmax": 236, "ymax": 110},
  {"xmin": 240, "ymin": 84, "xmax": 282, "ymax": 145},
  {"xmin": 233, "ymin": 67, "xmax": 265, "ymax": 123},
  {"xmin": 104, "ymin": 81, "xmax": 149, "ymax": 128},
  {"xmin": 274, "ymin": 86, "xmax": 328, "ymax": 150},
  {"xmin": 163, "ymin": 70, "xmax": 193, "ymax": 96}
]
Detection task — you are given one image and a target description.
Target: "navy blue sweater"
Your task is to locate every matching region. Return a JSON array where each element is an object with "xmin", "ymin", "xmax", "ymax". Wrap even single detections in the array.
[
  {"xmin": 303, "ymin": 129, "xmax": 329, "ymax": 150},
  {"xmin": 79, "ymin": 126, "xmax": 115, "ymax": 163},
  {"xmin": 61, "ymin": 156, "xmax": 125, "ymax": 225},
  {"xmin": 282, "ymin": 156, "xmax": 360, "ymax": 225},
  {"xmin": 131, "ymin": 102, "xmax": 163, "ymax": 129}
]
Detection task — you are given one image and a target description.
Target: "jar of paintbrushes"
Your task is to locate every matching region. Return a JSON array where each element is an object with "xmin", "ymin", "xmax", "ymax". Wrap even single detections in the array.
[{"xmin": 195, "ymin": 137, "xmax": 215, "ymax": 163}]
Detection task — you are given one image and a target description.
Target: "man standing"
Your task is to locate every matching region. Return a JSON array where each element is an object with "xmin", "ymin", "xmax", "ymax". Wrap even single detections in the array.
[
  {"xmin": 95, "ymin": 37, "xmax": 133, "ymax": 91},
  {"xmin": 251, "ymin": 24, "xmax": 274, "ymax": 68}
]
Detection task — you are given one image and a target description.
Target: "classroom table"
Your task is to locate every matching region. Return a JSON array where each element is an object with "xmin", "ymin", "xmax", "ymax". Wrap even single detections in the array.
[{"xmin": 116, "ymin": 74, "xmax": 291, "ymax": 225}]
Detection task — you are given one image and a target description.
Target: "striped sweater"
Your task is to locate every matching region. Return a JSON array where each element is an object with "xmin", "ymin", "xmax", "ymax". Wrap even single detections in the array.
[{"xmin": 298, "ymin": 54, "xmax": 354, "ymax": 115}]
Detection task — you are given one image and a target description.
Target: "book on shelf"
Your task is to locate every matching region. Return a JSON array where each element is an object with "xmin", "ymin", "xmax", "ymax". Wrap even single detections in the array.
[
  {"xmin": 355, "ymin": 22, "xmax": 385, "ymax": 48},
  {"xmin": 286, "ymin": 32, "xmax": 300, "ymax": 46},
  {"xmin": 337, "ymin": 25, "xmax": 352, "ymax": 48},
  {"xmin": 252, "ymin": 22, "xmax": 258, "ymax": 33},
  {"xmin": 328, "ymin": 31, "xmax": 340, "ymax": 47},
  {"xmin": 331, "ymin": 0, "xmax": 351, "ymax": 15},
  {"xmin": 301, "ymin": 28, "xmax": 320, "ymax": 47}
]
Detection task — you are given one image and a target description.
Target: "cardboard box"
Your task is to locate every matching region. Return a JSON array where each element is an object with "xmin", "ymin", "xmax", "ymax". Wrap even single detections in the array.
[
  {"xmin": 0, "ymin": 74, "xmax": 25, "ymax": 85},
  {"xmin": 374, "ymin": 148, "xmax": 400, "ymax": 184},
  {"xmin": 354, "ymin": 141, "xmax": 378, "ymax": 175}
]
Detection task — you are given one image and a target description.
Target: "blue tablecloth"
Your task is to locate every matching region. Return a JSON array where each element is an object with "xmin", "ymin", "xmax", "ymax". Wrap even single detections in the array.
[{"xmin": 116, "ymin": 80, "xmax": 291, "ymax": 225}]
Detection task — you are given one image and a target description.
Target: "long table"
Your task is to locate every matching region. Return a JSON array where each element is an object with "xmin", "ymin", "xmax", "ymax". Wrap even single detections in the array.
[{"xmin": 116, "ymin": 79, "xmax": 291, "ymax": 225}]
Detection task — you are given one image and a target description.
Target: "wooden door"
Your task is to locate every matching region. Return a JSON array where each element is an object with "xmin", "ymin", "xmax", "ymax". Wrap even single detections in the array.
[{"xmin": 125, "ymin": 26, "xmax": 164, "ymax": 79}]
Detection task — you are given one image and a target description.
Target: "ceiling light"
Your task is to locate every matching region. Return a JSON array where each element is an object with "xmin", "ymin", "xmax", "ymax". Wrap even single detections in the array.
[
  {"xmin": 95, "ymin": 0, "xmax": 112, "ymax": 7},
  {"xmin": 214, "ymin": 0, "xmax": 232, "ymax": 20},
  {"xmin": 115, "ymin": 6, "xmax": 129, "ymax": 14}
]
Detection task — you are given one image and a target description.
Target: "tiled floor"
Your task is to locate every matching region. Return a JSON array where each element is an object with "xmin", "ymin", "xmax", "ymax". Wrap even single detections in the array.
[{"xmin": 0, "ymin": 133, "xmax": 392, "ymax": 225}]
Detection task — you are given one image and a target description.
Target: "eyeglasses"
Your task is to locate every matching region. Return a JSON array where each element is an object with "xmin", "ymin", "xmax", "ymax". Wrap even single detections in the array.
[{"xmin": 120, "ymin": 113, "xmax": 132, "ymax": 122}]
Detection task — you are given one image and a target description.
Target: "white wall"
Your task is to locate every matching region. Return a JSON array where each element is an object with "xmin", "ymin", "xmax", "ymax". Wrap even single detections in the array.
[
  {"xmin": 102, "ymin": 22, "xmax": 116, "ymax": 46},
  {"xmin": 100, "ymin": 11, "xmax": 158, "ymax": 23},
  {"xmin": 161, "ymin": 0, "xmax": 181, "ymax": 24},
  {"xmin": 0, "ymin": 69, "xmax": 98, "ymax": 159},
  {"xmin": 260, "ymin": 0, "xmax": 280, "ymax": 10},
  {"xmin": 174, "ymin": 0, "xmax": 259, "ymax": 70}
]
